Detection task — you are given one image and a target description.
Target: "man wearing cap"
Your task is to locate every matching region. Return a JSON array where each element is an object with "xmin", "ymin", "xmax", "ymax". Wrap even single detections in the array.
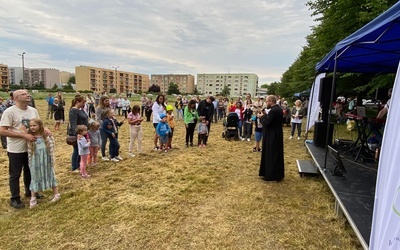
[
  {"xmin": 0, "ymin": 89, "xmax": 42, "ymax": 208},
  {"xmin": 258, "ymin": 95, "xmax": 285, "ymax": 182}
]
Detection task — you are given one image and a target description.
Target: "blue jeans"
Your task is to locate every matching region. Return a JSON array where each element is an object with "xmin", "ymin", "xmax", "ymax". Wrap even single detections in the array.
[
  {"xmin": 71, "ymin": 144, "xmax": 81, "ymax": 171},
  {"xmin": 237, "ymin": 120, "xmax": 243, "ymax": 137},
  {"xmin": 109, "ymin": 136, "xmax": 120, "ymax": 158}
]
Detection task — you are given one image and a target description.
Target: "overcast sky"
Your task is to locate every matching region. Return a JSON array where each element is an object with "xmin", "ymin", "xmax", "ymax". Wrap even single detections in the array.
[{"xmin": 0, "ymin": 0, "xmax": 315, "ymax": 84}]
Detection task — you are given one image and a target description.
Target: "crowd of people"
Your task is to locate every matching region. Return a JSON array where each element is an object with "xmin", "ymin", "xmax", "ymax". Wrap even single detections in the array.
[{"xmin": 0, "ymin": 89, "xmax": 310, "ymax": 209}]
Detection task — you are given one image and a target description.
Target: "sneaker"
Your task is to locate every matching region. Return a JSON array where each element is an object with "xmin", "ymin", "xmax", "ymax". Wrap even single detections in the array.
[
  {"xmin": 81, "ymin": 174, "xmax": 91, "ymax": 178},
  {"xmin": 258, "ymin": 148, "xmax": 262, "ymax": 152},
  {"xmin": 153, "ymin": 146, "xmax": 159, "ymax": 151},
  {"xmin": 129, "ymin": 153, "xmax": 136, "ymax": 157},
  {"xmin": 50, "ymin": 193, "xmax": 61, "ymax": 203},
  {"xmin": 247, "ymin": 138, "xmax": 250, "ymax": 142},
  {"xmin": 72, "ymin": 168, "xmax": 80, "ymax": 173},
  {"xmin": 185, "ymin": 144, "xmax": 189, "ymax": 148},
  {"xmin": 30, "ymin": 198, "xmax": 37, "ymax": 209},
  {"xmin": 164, "ymin": 149, "xmax": 168, "ymax": 153},
  {"xmin": 297, "ymin": 137, "xmax": 301, "ymax": 140},
  {"xmin": 10, "ymin": 199, "xmax": 25, "ymax": 209},
  {"xmin": 190, "ymin": 143, "xmax": 194, "ymax": 147},
  {"xmin": 111, "ymin": 158, "xmax": 120, "ymax": 162},
  {"xmin": 115, "ymin": 156, "xmax": 123, "ymax": 161},
  {"xmin": 289, "ymin": 136, "xmax": 293, "ymax": 139},
  {"xmin": 253, "ymin": 147, "xmax": 257, "ymax": 152},
  {"xmin": 102, "ymin": 157, "xmax": 110, "ymax": 161}
]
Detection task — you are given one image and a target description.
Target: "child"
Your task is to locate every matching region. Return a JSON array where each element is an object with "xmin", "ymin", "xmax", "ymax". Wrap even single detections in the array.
[
  {"xmin": 198, "ymin": 116, "xmax": 209, "ymax": 148},
  {"xmin": 27, "ymin": 118, "xmax": 60, "ymax": 208},
  {"xmin": 88, "ymin": 121, "xmax": 101, "ymax": 166},
  {"xmin": 52, "ymin": 98, "xmax": 64, "ymax": 131},
  {"xmin": 77, "ymin": 125, "xmax": 91, "ymax": 178},
  {"xmin": 127, "ymin": 105, "xmax": 143, "ymax": 157},
  {"xmin": 156, "ymin": 113, "xmax": 171, "ymax": 153},
  {"xmin": 252, "ymin": 109, "xmax": 263, "ymax": 152},
  {"xmin": 166, "ymin": 105, "xmax": 175, "ymax": 149},
  {"xmin": 102, "ymin": 110, "xmax": 123, "ymax": 162}
]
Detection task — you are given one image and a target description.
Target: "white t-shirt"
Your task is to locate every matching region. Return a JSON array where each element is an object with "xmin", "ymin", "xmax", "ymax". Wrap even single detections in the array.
[{"xmin": 0, "ymin": 105, "xmax": 39, "ymax": 153}]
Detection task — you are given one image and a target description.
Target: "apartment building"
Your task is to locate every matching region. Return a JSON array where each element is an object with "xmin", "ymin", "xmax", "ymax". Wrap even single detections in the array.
[
  {"xmin": 75, "ymin": 66, "xmax": 149, "ymax": 94},
  {"xmin": 196, "ymin": 73, "xmax": 258, "ymax": 97},
  {"xmin": 0, "ymin": 64, "xmax": 9, "ymax": 90},
  {"xmin": 60, "ymin": 71, "xmax": 74, "ymax": 84},
  {"xmin": 150, "ymin": 74, "xmax": 195, "ymax": 94},
  {"xmin": 8, "ymin": 67, "xmax": 23, "ymax": 85},
  {"xmin": 26, "ymin": 68, "xmax": 60, "ymax": 89}
]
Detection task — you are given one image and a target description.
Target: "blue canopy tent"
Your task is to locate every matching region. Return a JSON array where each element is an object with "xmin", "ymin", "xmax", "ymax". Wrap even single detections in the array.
[
  {"xmin": 314, "ymin": 2, "xmax": 400, "ymax": 250},
  {"xmin": 316, "ymin": 1, "xmax": 400, "ymax": 74}
]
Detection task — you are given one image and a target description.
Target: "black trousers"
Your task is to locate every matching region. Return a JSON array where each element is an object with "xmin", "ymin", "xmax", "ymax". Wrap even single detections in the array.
[
  {"xmin": 185, "ymin": 122, "xmax": 196, "ymax": 144},
  {"xmin": 8, "ymin": 152, "xmax": 31, "ymax": 200}
]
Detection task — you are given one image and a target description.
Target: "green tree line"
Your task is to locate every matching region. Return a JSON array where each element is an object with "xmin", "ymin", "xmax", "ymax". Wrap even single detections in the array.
[{"xmin": 275, "ymin": 0, "xmax": 398, "ymax": 99}]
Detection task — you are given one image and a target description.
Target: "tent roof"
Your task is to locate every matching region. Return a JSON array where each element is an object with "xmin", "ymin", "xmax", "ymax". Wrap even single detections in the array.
[{"xmin": 316, "ymin": 2, "xmax": 400, "ymax": 74}]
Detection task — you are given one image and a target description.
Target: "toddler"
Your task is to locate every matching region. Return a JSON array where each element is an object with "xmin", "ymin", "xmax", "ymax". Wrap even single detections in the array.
[
  {"xmin": 102, "ymin": 110, "xmax": 123, "ymax": 162},
  {"xmin": 166, "ymin": 105, "xmax": 175, "ymax": 149},
  {"xmin": 77, "ymin": 125, "xmax": 91, "ymax": 178},
  {"xmin": 198, "ymin": 117, "xmax": 209, "ymax": 148},
  {"xmin": 88, "ymin": 121, "xmax": 101, "ymax": 166},
  {"xmin": 156, "ymin": 113, "xmax": 171, "ymax": 153}
]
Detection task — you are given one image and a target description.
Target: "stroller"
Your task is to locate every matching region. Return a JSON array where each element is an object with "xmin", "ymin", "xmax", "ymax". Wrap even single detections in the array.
[{"xmin": 221, "ymin": 112, "xmax": 239, "ymax": 140}]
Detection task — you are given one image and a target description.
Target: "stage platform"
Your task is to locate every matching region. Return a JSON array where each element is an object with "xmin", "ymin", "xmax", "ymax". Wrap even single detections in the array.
[{"xmin": 305, "ymin": 141, "xmax": 378, "ymax": 250}]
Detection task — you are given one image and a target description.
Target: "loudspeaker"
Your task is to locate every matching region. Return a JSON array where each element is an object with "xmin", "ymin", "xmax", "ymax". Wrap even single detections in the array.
[
  {"xmin": 318, "ymin": 78, "xmax": 333, "ymax": 103},
  {"xmin": 313, "ymin": 122, "xmax": 334, "ymax": 147}
]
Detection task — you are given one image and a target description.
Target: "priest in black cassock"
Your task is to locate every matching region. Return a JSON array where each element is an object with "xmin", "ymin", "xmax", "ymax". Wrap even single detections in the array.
[{"xmin": 258, "ymin": 95, "xmax": 284, "ymax": 182}]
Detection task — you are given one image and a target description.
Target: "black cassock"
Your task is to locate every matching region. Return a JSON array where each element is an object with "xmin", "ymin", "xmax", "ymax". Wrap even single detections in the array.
[{"xmin": 259, "ymin": 104, "xmax": 284, "ymax": 181}]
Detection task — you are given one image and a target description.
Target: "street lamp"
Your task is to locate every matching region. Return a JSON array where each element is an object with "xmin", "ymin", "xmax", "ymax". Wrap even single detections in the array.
[
  {"xmin": 18, "ymin": 52, "xmax": 26, "ymax": 89},
  {"xmin": 112, "ymin": 66, "xmax": 119, "ymax": 93}
]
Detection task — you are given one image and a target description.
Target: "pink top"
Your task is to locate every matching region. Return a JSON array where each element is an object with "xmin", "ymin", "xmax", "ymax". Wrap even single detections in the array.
[{"xmin": 128, "ymin": 112, "xmax": 142, "ymax": 127}]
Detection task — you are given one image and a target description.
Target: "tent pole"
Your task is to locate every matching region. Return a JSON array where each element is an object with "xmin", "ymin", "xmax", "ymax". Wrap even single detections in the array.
[
  {"xmin": 304, "ymin": 75, "xmax": 317, "ymax": 140},
  {"xmin": 323, "ymin": 51, "xmax": 339, "ymax": 170}
]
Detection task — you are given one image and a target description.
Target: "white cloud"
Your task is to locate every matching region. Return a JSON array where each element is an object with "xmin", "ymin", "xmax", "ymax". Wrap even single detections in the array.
[{"xmin": 0, "ymin": 0, "xmax": 315, "ymax": 83}]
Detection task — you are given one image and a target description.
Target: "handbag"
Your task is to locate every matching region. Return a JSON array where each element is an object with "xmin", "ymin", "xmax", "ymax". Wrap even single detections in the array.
[{"xmin": 66, "ymin": 135, "xmax": 77, "ymax": 145}]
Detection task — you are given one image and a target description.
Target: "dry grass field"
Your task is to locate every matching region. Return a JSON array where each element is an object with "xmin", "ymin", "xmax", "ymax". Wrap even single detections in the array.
[{"xmin": 0, "ymin": 94, "xmax": 362, "ymax": 249}]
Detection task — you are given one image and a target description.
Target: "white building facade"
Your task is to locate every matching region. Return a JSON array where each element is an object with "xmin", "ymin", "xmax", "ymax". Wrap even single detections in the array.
[
  {"xmin": 196, "ymin": 73, "xmax": 258, "ymax": 97},
  {"xmin": 8, "ymin": 67, "xmax": 24, "ymax": 85}
]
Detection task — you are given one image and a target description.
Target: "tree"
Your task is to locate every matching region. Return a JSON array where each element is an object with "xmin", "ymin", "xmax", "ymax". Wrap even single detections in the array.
[
  {"xmin": 68, "ymin": 76, "xmax": 76, "ymax": 85},
  {"xmin": 220, "ymin": 85, "xmax": 230, "ymax": 96},
  {"xmin": 279, "ymin": 1, "xmax": 398, "ymax": 98},
  {"xmin": 52, "ymin": 84, "xmax": 59, "ymax": 90},
  {"xmin": 63, "ymin": 82, "xmax": 74, "ymax": 91},
  {"xmin": 266, "ymin": 82, "xmax": 280, "ymax": 95},
  {"xmin": 167, "ymin": 82, "xmax": 180, "ymax": 95},
  {"xmin": 148, "ymin": 84, "xmax": 160, "ymax": 93}
]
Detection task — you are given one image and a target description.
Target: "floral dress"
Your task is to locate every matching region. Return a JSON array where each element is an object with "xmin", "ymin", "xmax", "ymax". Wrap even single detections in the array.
[{"xmin": 28, "ymin": 136, "xmax": 57, "ymax": 192}]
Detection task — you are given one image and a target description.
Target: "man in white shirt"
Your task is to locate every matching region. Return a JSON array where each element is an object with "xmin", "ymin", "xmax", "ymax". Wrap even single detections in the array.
[{"xmin": 0, "ymin": 89, "xmax": 41, "ymax": 209}]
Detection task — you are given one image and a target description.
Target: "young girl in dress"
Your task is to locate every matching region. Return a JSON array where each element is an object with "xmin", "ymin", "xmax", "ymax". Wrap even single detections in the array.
[
  {"xmin": 76, "ymin": 125, "xmax": 91, "ymax": 178},
  {"xmin": 127, "ymin": 105, "xmax": 143, "ymax": 157},
  {"xmin": 88, "ymin": 121, "xmax": 101, "ymax": 166},
  {"xmin": 27, "ymin": 118, "xmax": 60, "ymax": 208}
]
